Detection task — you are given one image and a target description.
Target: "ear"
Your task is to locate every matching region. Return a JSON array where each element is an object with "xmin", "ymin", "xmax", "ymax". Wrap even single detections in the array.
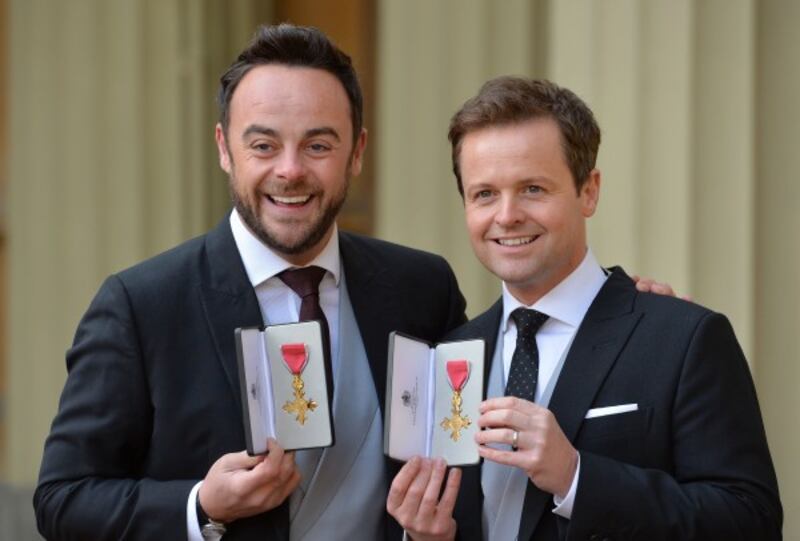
[
  {"xmin": 349, "ymin": 128, "xmax": 368, "ymax": 176},
  {"xmin": 215, "ymin": 123, "xmax": 232, "ymax": 174},
  {"xmin": 580, "ymin": 168, "xmax": 601, "ymax": 218}
]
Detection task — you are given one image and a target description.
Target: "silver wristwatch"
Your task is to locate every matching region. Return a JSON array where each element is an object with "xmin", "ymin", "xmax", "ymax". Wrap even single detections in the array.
[
  {"xmin": 197, "ymin": 499, "xmax": 227, "ymax": 539},
  {"xmin": 201, "ymin": 519, "xmax": 227, "ymax": 539}
]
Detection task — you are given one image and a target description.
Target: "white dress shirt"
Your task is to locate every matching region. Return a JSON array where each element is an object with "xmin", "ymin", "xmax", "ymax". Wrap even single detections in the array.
[
  {"xmin": 500, "ymin": 248, "xmax": 606, "ymax": 519},
  {"xmin": 187, "ymin": 210, "xmax": 342, "ymax": 541},
  {"xmin": 230, "ymin": 210, "xmax": 341, "ymax": 371}
]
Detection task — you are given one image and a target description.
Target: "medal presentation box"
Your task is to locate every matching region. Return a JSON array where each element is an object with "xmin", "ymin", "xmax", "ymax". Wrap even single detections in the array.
[
  {"xmin": 235, "ymin": 321, "xmax": 334, "ymax": 455},
  {"xmin": 384, "ymin": 332, "xmax": 484, "ymax": 466}
]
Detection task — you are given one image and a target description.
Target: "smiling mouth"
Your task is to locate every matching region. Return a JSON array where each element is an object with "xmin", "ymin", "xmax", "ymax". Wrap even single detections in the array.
[
  {"xmin": 495, "ymin": 236, "xmax": 538, "ymax": 246},
  {"xmin": 268, "ymin": 194, "xmax": 312, "ymax": 206}
]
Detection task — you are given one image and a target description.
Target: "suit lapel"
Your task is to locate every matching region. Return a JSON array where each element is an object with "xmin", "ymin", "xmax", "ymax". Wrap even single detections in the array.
[
  {"xmin": 198, "ymin": 218, "xmax": 264, "ymax": 404},
  {"xmin": 197, "ymin": 216, "xmax": 289, "ymax": 539},
  {"xmin": 517, "ymin": 268, "xmax": 642, "ymax": 540},
  {"xmin": 446, "ymin": 298, "xmax": 503, "ymax": 396},
  {"xmin": 290, "ymin": 279, "xmax": 382, "ymax": 536},
  {"xmin": 547, "ymin": 272, "xmax": 641, "ymax": 443},
  {"xmin": 475, "ymin": 300, "xmax": 503, "ymax": 396},
  {"xmin": 339, "ymin": 233, "xmax": 404, "ymax": 412},
  {"xmin": 450, "ymin": 300, "xmax": 503, "ymax": 538}
]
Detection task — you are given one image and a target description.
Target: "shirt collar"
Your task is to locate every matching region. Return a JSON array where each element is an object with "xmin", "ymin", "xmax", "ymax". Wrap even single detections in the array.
[
  {"xmin": 229, "ymin": 209, "xmax": 341, "ymax": 288},
  {"xmin": 501, "ymin": 248, "xmax": 607, "ymax": 332}
]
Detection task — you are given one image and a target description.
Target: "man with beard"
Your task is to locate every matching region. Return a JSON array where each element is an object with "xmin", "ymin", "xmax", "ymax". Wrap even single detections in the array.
[{"xmin": 34, "ymin": 24, "xmax": 467, "ymax": 540}]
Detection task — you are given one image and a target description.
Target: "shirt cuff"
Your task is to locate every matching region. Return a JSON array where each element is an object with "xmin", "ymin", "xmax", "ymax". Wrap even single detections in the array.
[
  {"xmin": 187, "ymin": 481, "xmax": 210, "ymax": 541},
  {"xmin": 552, "ymin": 452, "xmax": 580, "ymax": 519}
]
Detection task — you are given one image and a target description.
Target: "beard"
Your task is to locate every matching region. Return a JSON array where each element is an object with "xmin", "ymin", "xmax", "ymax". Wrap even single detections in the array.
[{"xmin": 229, "ymin": 174, "xmax": 349, "ymax": 257}]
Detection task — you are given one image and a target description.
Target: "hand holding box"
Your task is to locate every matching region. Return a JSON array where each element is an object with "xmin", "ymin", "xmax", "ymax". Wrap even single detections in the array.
[
  {"xmin": 235, "ymin": 321, "xmax": 334, "ymax": 454},
  {"xmin": 384, "ymin": 333, "xmax": 484, "ymax": 466}
]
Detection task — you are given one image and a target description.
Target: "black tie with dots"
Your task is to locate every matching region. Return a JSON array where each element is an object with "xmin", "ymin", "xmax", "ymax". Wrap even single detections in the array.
[
  {"xmin": 278, "ymin": 266, "xmax": 334, "ymax": 396},
  {"xmin": 505, "ymin": 308, "xmax": 549, "ymax": 402}
]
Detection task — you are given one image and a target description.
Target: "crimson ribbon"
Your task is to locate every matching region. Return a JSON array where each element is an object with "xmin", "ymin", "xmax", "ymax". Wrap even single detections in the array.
[
  {"xmin": 446, "ymin": 360, "xmax": 470, "ymax": 391},
  {"xmin": 281, "ymin": 343, "xmax": 309, "ymax": 375}
]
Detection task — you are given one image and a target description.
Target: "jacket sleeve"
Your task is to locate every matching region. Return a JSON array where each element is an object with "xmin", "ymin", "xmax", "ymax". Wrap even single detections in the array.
[
  {"xmin": 567, "ymin": 312, "xmax": 782, "ymax": 541},
  {"xmin": 440, "ymin": 256, "xmax": 468, "ymax": 335},
  {"xmin": 34, "ymin": 275, "xmax": 196, "ymax": 541}
]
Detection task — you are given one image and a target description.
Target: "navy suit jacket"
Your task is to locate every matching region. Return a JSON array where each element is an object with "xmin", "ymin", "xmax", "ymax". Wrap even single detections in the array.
[
  {"xmin": 34, "ymin": 217, "xmax": 467, "ymax": 540},
  {"xmin": 449, "ymin": 268, "xmax": 781, "ymax": 541}
]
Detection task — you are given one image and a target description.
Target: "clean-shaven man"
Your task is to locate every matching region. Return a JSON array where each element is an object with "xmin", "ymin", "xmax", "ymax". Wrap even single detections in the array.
[{"xmin": 387, "ymin": 77, "xmax": 781, "ymax": 541}]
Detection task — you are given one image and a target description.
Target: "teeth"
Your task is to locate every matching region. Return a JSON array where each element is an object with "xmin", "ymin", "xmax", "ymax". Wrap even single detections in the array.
[
  {"xmin": 272, "ymin": 195, "xmax": 311, "ymax": 205},
  {"xmin": 497, "ymin": 237, "xmax": 535, "ymax": 246}
]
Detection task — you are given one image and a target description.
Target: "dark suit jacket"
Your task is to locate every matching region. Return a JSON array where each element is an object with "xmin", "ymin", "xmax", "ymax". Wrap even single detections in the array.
[
  {"xmin": 449, "ymin": 268, "xmax": 781, "ymax": 541},
  {"xmin": 34, "ymin": 217, "xmax": 467, "ymax": 541}
]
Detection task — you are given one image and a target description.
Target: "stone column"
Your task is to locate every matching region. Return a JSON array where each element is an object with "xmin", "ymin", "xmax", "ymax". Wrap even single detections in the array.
[{"xmin": 756, "ymin": 0, "xmax": 800, "ymax": 534}]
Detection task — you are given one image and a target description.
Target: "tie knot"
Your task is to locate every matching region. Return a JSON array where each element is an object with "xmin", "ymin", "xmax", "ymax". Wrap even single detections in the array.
[
  {"xmin": 511, "ymin": 308, "xmax": 549, "ymax": 335},
  {"xmin": 278, "ymin": 266, "xmax": 326, "ymax": 298}
]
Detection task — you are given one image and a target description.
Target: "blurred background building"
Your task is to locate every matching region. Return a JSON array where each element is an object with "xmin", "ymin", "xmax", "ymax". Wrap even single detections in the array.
[{"xmin": 1, "ymin": 0, "xmax": 798, "ymax": 538}]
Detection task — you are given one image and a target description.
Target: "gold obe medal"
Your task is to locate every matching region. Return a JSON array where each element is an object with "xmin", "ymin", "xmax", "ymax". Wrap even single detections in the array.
[
  {"xmin": 280, "ymin": 343, "xmax": 317, "ymax": 425},
  {"xmin": 441, "ymin": 359, "xmax": 471, "ymax": 441}
]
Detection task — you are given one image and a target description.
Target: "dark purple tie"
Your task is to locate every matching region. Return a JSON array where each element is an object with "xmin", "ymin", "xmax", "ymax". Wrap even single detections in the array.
[
  {"xmin": 278, "ymin": 266, "xmax": 334, "ymax": 396},
  {"xmin": 505, "ymin": 308, "xmax": 549, "ymax": 402}
]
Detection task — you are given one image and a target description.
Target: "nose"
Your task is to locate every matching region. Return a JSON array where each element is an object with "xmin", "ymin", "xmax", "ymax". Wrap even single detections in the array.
[
  {"xmin": 274, "ymin": 149, "xmax": 306, "ymax": 181},
  {"xmin": 495, "ymin": 194, "xmax": 525, "ymax": 227}
]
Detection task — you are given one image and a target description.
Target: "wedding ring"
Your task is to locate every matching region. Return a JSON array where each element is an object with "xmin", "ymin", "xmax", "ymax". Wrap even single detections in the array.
[{"xmin": 511, "ymin": 429, "xmax": 519, "ymax": 451}]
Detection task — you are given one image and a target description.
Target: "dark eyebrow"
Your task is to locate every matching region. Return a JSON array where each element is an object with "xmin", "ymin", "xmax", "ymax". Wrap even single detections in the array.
[
  {"xmin": 241, "ymin": 125, "xmax": 341, "ymax": 142},
  {"xmin": 305, "ymin": 127, "xmax": 340, "ymax": 141},
  {"xmin": 467, "ymin": 182, "xmax": 493, "ymax": 193},
  {"xmin": 242, "ymin": 125, "xmax": 277, "ymax": 139},
  {"xmin": 521, "ymin": 176, "xmax": 554, "ymax": 186}
]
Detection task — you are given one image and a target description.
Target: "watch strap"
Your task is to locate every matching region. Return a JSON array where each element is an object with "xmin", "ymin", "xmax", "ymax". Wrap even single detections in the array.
[{"xmin": 196, "ymin": 497, "xmax": 227, "ymax": 538}]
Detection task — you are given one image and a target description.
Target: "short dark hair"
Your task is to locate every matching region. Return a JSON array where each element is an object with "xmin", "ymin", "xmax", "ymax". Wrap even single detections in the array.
[
  {"xmin": 218, "ymin": 23, "xmax": 363, "ymax": 144},
  {"xmin": 448, "ymin": 77, "xmax": 601, "ymax": 195}
]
